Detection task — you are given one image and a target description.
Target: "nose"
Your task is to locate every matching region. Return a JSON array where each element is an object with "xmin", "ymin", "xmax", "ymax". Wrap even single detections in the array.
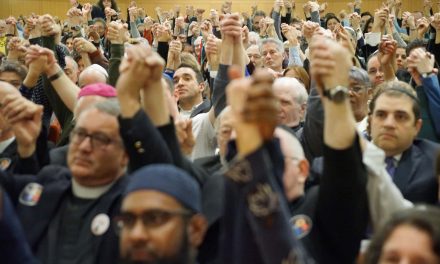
[
  {"xmin": 383, "ymin": 114, "xmax": 396, "ymax": 128},
  {"xmin": 128, "ymin": 219, "xmax": 149, "ymax": 243},
  {"xmin": 78, "ymin": 136, "xmax": 93, "ymax": 152},
  {"xmin": 376, "ymin": 70, "xmax": 383, "ymax": 77}
]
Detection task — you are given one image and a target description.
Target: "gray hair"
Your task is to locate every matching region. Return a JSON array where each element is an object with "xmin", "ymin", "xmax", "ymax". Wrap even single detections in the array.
[
  {"xmin": 273, "ymin": 77, "xmax": 308, "ymax": 105},
  {"xmin": 349, "ymin": 67, "xmax": 371, "ymax": 88},
  {"xmin": 344, "ymin": 26, "xmax": 357, "ymax": 41},
  {"xmin": 259, "ymin": 38, "xmax": 284, "ymax": 54},
  {"xmin": 93, "ymin": 99, "xmax": 120, "ymax": 117}
]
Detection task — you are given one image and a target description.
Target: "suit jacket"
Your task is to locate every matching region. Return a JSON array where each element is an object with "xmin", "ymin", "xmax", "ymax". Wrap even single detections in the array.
[
  {"xmin": 190, "ymin": 99, "xmax": 211, "ymax": 119},
  {"xmin": 309, "ymin": 139, "xmax": 440, "ymax": 205},
  {"xmin": 0, "ymin": 187, "xmax": 38, "ymax": 264},
  {"xmin": 393, "ymin": 139, "xmax": 440, "ymax": 204},
  {"xmin": 0, "ymin": 165, "xmax": 128, "ymax": 264},
  {"xmin": 49, "ymin": 145, "xmax": 69, "ymax": 167}
]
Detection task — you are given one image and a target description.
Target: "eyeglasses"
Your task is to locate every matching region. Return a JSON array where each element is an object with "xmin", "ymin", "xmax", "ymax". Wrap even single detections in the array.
[
  {"xmin": 70, "ymin": 128, "xmax": 119, "ymax": 149},
  {"xmin": 349, "ymin": 85, "xmax": 366, "ymax": 94},
  {"xmin": 114, "ymin": 209, "xmax": 193, "ymax": 232}
]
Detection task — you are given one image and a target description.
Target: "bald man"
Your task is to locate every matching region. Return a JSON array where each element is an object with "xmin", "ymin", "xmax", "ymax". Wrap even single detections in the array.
[{"xmin": 273, "ymin": 77, "xmax": 308, "ymax": 133}]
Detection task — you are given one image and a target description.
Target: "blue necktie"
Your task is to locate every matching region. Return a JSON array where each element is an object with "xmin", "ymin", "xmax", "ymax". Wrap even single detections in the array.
[{"xmin": 385, "ymin": 157, "xmax": 396, "ymax": 179}]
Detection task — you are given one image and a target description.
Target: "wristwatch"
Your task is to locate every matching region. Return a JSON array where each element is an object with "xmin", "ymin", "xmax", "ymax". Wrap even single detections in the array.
[{"xmin": 323, "ymin": 86, "xmax": 349, "ymax": 103}]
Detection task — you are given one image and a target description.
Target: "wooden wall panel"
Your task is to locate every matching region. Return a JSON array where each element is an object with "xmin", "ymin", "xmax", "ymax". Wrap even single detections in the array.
[{"xmin": 0, "ymin": 0, "xmax": 426, "ymax": 22}]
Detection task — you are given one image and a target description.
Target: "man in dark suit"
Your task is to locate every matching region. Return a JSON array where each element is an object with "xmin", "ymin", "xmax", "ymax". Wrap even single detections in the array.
[{"xmin": 369, "ymin": 81, "xmax": 440, "ymax": 204}]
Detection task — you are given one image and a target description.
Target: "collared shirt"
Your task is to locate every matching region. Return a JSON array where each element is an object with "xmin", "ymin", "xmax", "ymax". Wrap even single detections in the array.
[
  {"xmin": 179, "ymin": 100, "xmax": 204, "ymax": 119},
  {"xmin": 0, "ymin": 137, "xmax": 15, "ymax": 154},
  {"xmin": 387, "ymin": 153, "xmax": 402, "ymax": 168}
]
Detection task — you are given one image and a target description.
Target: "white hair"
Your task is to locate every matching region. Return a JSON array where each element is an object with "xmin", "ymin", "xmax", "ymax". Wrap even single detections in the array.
[{"xmin": 273, "ymin": 77, "xmax": 308, "ymax": 105}]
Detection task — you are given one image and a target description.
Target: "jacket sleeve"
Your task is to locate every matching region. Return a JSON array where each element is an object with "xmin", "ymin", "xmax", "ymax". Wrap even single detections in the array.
[
  {"xmin": 118, "ymin": 109, "xmax": 173, "ymax": 172},
  {"xmin": 316, "ymin": 134, "xmax": 368, "ymax": 263},
  {"xmin": 157, "ymin": 122, "xmax": 209, "ymax": 186},
  {"xmin": 157, "ymin": 41, "xmax": 169, "ymax": 63},
  {"xmin": 220, "ymin": 141, "xmax": 311, "ymax": 264},
  {"xmin": 0, "ymin": 188, "xmax": 38, "ymax": 264},
  {"xmin": 421, "ymin": 74, "xmax": 440, "ymax": 137},
  {"xmin": 108, "ymin": 44, "xmax": 124, "ymax": 86},
  {"xmin": 88, "ymin": 49, "xmax": 109, "ymax": 70},
  {"xmin": 300, "ymin": 81, "xmax": 324, "ymax": 162},
  {"xmin": 212, "ymin": 64, "xmax": 229, "ymax": 117},
  {"xmin": 271, "ymin": 11, "xmax": 283, "ymax": 40}
]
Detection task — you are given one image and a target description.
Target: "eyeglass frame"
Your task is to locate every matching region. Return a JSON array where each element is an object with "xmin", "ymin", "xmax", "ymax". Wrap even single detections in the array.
[
  {"xmin": 113, "ymin": 209, "xmax": 194, "ymax": 233},
  {"xmin": 70, "ymin": 127, "xmax": 121, "ymax": 149},
  {"xmin": 348, "ymin": 84, "xmax": 368, "ymax": 94}
]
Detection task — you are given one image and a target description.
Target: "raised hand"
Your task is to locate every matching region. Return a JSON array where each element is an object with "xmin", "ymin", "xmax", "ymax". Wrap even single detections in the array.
[
  {"xmin": 167, "ymin": 40, "xmax": 182, "ymax": 70},
  {"xmin": 25, "ymin": 16, "xmax": 41, "ymax": 39},
  {"xmin": 40, "ymin": 14, "xmax": 61, "ymax": 37},
  {"xmin": 281, "ymin": 23, "xmax": 299, "ymax": 45},
  {"xmin": 107, "ymin": 21, "xmax": 129, "ymax": 44},
  {"xmin": 431, "ymin": 13, "xmax": 440, "ymax": 31},
  {"xmin": 156, "ymin": 23, "xmax": 172, "ymax": 42},
  {"xmin": 372, "ymin": 7, "xmax": 389, "ymax": 32},
  {"xmin": 25, "ymin": 45, "xmax": 49, "ymax": 75},
  {"xmin": 205, "ymin": 34, "xmax": 221, "ymax": 70},
  {"xmin": 0, "ymin": 89, "xmax": 43, "ymax": 158},
  {"xmin": 407, "ymin": 48, "xmax": 435, "ymax": 75},
  {"xmin": 67, "ymin": 7, "xmax": 83, "ymax": 25},
  {"xmin": 417, "ymin": 17, "xmax": 430, "ymax": 38},
  {"xmin": 274, "ymin": 0, "xmax": 284, "ymax": 13},
  {"xmin": 7, "ymin": 37, "xmax": 27, "ymax": 61},
  {"xmin": 144, "ymin": 17, "xmax": 154, "ymax": 30},
  {"xmin": 377, "ymin": 35, "xmax": 397, "ymax": 66},
  {"xmin": 310, "ymin": 36, "xmax": 351, "ymax": 93},
  {"xmin": 73, "ymin": 37, "xmax": 97, "ymax": 54},
  {"xmin": 221, "ymin": 13, "xmax": 242, "ymax": 44},
  {"xmin": 349, "ymin": 12, "xmax": 361, "ymax": 30},
  {"xmin": 82, "ymin": 3, "xmax": 92, "ymax": 20},
  {"xmin": 5, "ymin": 16, "xmax": 17, "ymax": 36},
  {"xmin": 302, "ymin": 21, "xmax": 320, "ymax": 40},
  {"xmin": 175, "ymin": 119, "xmax": 195, "ymax": 155},
  {"xmin": 334, "ymin": 24, "xmax": 355, "ymax": 55},
  {"xmin": 243, "ymin": 69, "xmax": 279, "ymax": 140},
  {"xmin": 200, "ymin": 20, "xmax": 213, "ymax": 39},
  {"xmin": 226, "ymin": 68, "xmax": 279, "ymax": 155}
]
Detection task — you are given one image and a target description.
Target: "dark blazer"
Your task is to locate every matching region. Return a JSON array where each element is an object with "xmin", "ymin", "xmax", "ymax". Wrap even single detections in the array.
[
  {"xmin": 200, "ymin": 137, "xmax": 368, "ymax": 264},
  {"xmin": 190, "ymin": 99, "xmax": 211, "ymax": 118},
  {"xmin": 309, "ymin": 138, "xmax": 440, "ymax": 205},
  {"xmin": 49, "ymin": 145, "xmax": 69, "ymax": 167},
  {"xmin": 393, "ymin": 139, "xmax": 440, "ymax": 204},
  {"xmin": 0, "ymin": 165, "xmax": 127, "ymax": 264},
  {"xmin": 0, "ymin": 187, "xmax": 38, "ymax": 264}
]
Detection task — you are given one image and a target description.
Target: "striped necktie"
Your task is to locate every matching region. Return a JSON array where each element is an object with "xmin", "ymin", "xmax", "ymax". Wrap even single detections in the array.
[{"xmin": 385, "ymin": 156, "xmax": 396, "ymax": 179}]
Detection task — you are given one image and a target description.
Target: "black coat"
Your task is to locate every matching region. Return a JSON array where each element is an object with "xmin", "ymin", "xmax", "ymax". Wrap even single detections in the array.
[{"xmin": 0, "ymin": 165, "xmax": 128, "ymax": 264}]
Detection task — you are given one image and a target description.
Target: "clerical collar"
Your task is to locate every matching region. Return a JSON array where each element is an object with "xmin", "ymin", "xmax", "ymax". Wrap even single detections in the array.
[
  {"xmin": 0, "ymin": 137, "xmax": 15, "ymax": 154},
  {"xmin": 71, "ymin": 178, "xmax": 116, "ymax": 199}
]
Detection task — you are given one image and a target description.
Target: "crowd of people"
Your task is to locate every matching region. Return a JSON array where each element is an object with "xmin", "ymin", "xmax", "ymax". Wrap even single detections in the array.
[{"xmin": 0, "ymin": 0, "xmax": 440, "ymax": 263}]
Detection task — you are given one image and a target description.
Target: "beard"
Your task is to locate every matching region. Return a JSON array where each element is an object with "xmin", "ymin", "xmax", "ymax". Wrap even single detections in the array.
[{"xmin": 119, "ymin": 230, "xmax": 191, "ymax": 264}]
